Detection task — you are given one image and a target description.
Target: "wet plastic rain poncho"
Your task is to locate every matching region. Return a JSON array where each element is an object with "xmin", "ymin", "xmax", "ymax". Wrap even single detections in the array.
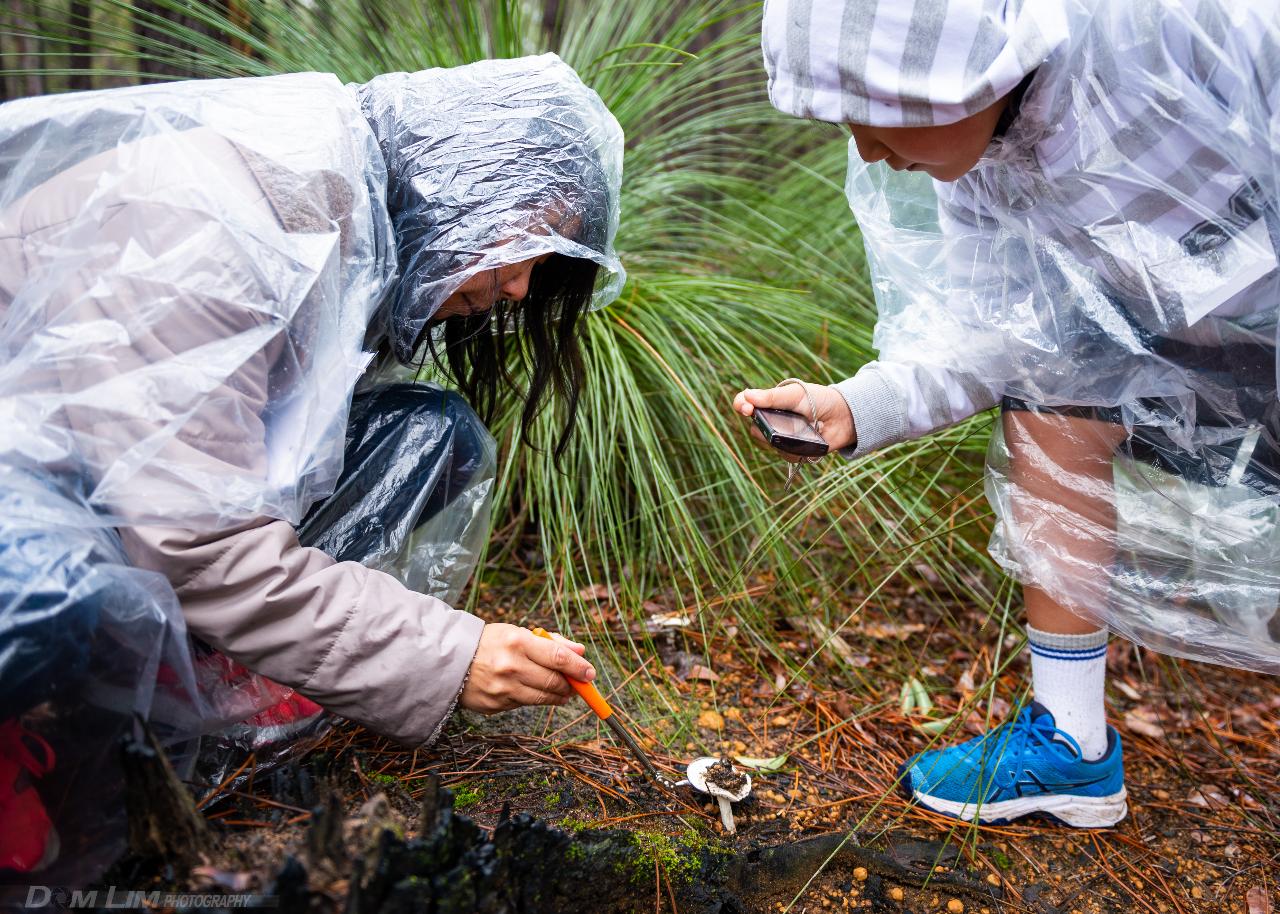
[
  {"xmin": 763, "ymin": 0, "xmax": 1280, "ymax": 672},
  {"xmin": 0, "ymin": 53, "xmax": 623, "ymax": 880}
]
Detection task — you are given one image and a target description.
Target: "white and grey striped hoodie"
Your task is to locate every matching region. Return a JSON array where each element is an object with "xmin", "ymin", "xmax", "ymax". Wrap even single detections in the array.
[{"xmin": 764, "ymin": 0, "xmax": 1280, "ymax": 457}]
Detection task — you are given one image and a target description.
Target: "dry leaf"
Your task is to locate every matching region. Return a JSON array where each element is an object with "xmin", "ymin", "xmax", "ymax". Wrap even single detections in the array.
[
  {"xmin": 915, "ymin": 716, "xmax": 954, "ymax": 736},
  {"xmin": 1246, "ymin": 887, "xmax": 1272, "ymax": 914},
  {"xmin": 686, "ymin": 664, "xmax": 721, "ymax": 682},
  {"xmin": 912, "ymin": 562, "xmax": 942, "ymax": 586},
  {"xmin": 1232, "ymin": 788, "xmax": 1263, "ymax": 810},
  {"xmin": 1123, "ymin": 708, "xmax": 1165, "ymax": 739},
  {"xmin": 191, "ymin": 867, "xmax": 255, "ymax": 892},
  {"xmin": 1187, "ymin": 786, "xmax": 1230, "ymax": 809},
  {"xmin": 735, "ymin": 754, "xmax": 789, "ymax": 772},
  {"xmin": 1114, "ymin": 679, "xmax": 1142, "ymax": 701},
  {"xmin": 864, "ymin": 621, "xmax": 926, "ymax": 641},
  {"xmin": 576, "ymin": 583, "xmax": 613, "ymax": 601},
  {"xmin": 697, "ymin": 710, "xmax": 725, "ymax": 730},
  {"xmin": 1231, "ymin": 705, "xmax": 1262, "ymax": 730},
  {"xmin": 786, "ymin": 615, "xmax": 869, "ymax": 669}
]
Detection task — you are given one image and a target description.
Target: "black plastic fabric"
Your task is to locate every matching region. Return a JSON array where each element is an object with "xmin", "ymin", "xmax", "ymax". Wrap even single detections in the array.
[
  {"xmin": 296, "ymin": 383, "xmax": 495, "ymax": 601},
  {"xmin": 0, "ymin": 477, "xmax": 103, "ymax": 721},
  {"xmin": 0, "ymin": 468, "xmax": 204, "ymax": 888}
]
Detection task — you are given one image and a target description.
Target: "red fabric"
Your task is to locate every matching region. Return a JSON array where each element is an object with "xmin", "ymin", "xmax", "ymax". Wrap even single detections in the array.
[{"xmin": 0, "ymin": 719, "xmax": 56, "ymax": 872}]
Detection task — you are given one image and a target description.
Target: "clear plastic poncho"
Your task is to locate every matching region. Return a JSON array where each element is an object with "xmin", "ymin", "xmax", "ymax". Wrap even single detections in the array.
[
  {"xmin": 841, "ymin": 0, "xmax": 1280, "ymax": 672},
  {"xmin": 0, "ymin": 53, "xmax": 623, "ymax": 882},
  {"xmin": 359, "ymin": 56, "xmax": 625, "ymax": 362}
]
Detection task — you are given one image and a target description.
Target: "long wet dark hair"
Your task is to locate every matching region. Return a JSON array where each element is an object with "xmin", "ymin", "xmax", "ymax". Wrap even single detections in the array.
[{"xmin": 429, "ymin": 254, "xmax": 598, "ymax": 461}]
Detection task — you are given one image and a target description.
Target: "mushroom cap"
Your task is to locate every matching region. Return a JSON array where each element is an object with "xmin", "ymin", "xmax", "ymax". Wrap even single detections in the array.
[{"xmin": 685, "ymin": 756, "xmax": 752, "ymax": 802}]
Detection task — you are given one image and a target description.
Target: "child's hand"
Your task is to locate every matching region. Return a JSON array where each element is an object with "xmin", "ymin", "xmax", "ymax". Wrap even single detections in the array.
[
  {"xmin": 733, "ymin": 381, "xmax": 857, "ymax": 458},
  {"xmin": 460, "ymin": 623, "xmax": 595, "ymax": 714}
]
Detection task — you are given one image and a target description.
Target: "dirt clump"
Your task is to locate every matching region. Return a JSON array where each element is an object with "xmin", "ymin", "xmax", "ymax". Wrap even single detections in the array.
[{"xmin": 704, "ymin": 757, "xmax": 748, "ymax": 794}]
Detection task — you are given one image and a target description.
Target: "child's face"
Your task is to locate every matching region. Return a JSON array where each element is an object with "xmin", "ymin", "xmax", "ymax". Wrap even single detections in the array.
[{"xmin": 847, "ymin": 95, "xmax": 1010, "ymax": 182}]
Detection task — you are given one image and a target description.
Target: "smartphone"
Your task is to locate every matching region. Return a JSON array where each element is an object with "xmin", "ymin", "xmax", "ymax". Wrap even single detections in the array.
[{"xmin": 752, "ymin": 407, "xmax": 829, "ymax": 458}]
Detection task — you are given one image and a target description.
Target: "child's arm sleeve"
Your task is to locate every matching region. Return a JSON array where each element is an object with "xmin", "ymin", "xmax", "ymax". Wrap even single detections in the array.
[
  {"xmin": 833, "ymin": 359, "xmax": 1001, "ymax": 458},
  {"xmin": 833, "ymin": 190, "xmax": 1011, "ymax": 458}
]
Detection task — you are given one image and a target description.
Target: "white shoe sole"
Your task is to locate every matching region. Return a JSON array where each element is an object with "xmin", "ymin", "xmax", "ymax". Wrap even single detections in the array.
[{"xmin": 914, "ymin": 786, "xmax": 1128, "ymax": 828}]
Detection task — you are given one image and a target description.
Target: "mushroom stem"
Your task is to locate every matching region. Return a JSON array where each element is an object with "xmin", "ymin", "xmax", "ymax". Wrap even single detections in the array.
[{"xmin": 716, "ymin": 796, "xmax": 736, "ymax": 834}]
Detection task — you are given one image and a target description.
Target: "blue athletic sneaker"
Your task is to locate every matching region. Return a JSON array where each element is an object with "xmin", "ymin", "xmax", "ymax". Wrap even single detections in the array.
[{"xmin": 898, "ymin": 701, "xmax": 1127, "ymax": 828}]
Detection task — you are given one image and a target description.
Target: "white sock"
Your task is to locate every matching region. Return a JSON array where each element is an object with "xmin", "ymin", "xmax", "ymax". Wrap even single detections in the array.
[{"xmin": 1027, "ymin": 625, "xmax": 1109, "ymax": 761}]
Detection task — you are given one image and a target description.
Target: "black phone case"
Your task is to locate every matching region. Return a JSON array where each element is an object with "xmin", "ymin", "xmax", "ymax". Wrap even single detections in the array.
[{"xmin": 752, "ymin": 408, "xmax": 829, "ymax": 457}]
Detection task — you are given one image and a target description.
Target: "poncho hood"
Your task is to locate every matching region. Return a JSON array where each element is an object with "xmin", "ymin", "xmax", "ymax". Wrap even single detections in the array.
[
  {"xmin": 761, "ymin": 0, "xmax": 1070, "ymax": 127},
  {"xmin": 356, "ymin": 54, "xmax": 625, "ymax": 363}
]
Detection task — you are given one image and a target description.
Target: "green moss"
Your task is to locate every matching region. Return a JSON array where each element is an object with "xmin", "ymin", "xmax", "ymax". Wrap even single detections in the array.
[
  {"xmin": 544, "ymin": 790, "xmax": 563, "ymax": 807},
  {"xmin": 558, "ymin": 816, "xmax": 591, "ymax": 833},
  {"xmin": 453, "ymin": 784, "xmax": 483, "ymax": 809},
  {"xmin": 991, "ymin": 849, "xmax": 1013, "ymax": 870},
  {"xmin": 614, "ymin": 828, "xmax": 727, "ymax": 887},
  {"xmin": 367, "ymin": 771, "xmax": 401, "ymax": 789}
]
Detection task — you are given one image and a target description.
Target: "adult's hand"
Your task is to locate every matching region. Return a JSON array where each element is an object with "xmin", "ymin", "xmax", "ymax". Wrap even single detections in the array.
[
  {"xmin": 459, "ymin": 623, "xmax": 596, "ymax": 714},
  {"xmin": 732, "ymin": 381, "xmax": 857, "ymax": 460}
]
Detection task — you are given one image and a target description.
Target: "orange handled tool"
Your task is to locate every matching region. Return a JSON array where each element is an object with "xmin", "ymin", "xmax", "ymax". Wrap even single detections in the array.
[
  {"xmin": 531, "ymin": 627, "xmax": 675, "ymax": 790},
  {"xmin": 531, "ymin": 627, "xmax": 613, "ymax": 719}
]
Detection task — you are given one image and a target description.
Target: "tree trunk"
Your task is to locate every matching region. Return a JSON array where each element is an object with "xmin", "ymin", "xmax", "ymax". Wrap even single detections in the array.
[
  {"xmin": 541, "ymin": 0, "xmax": 562, "ymax": 48},
  {"xmin": 133, "ymin": 0, "xmax": 228, "ymax": 80},
  {"xmin": 67, "ymin": 0, "xmax": 94, "ymax": 92},
  {"xmin": 119, "ymin": 715, "xmax": 212, "ymax": 870},
  {"xmin": 227, "ymin": 0, "xmax": 253, "ymax": 60},
  {"xmin": 8, "ymin": 0, "xmax": 46, "ymax": 99}
]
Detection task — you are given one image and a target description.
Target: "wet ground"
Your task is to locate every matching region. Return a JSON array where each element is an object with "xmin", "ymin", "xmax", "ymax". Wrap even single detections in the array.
[
  {"xmin": 179, "ymin": 665, "xmax": 1276, "ymax": 914},
  {"xmin": 87, "ymin": 575, "xmax": 1280, "ymax": 913}
]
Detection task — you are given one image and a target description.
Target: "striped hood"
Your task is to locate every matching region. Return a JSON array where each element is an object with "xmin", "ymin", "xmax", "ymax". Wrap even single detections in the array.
[{"xmin": 761, "ymin": 0, "xmax": 1070, "ymax": 127}]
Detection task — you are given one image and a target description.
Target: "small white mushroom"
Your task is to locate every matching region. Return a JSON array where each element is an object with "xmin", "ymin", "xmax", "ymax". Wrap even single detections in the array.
[{"xmin": 686, "ymin": 756, "xmax": 752, "ymax": 834}]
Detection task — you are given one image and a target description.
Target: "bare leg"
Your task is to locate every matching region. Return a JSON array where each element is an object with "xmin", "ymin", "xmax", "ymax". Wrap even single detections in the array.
[
  {"xmin": 1001, "ymin": 409, "xmax": 1127, "ymax": 760},
  {"xmin": 1002, "ymin": 409, "xmax": 1128, "ymax": 634}
]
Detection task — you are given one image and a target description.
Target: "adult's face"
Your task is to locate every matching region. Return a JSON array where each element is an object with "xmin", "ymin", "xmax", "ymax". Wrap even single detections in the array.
[{"xmin": 433, "ymin": 254, "xmax": 554, "ymax": 319}]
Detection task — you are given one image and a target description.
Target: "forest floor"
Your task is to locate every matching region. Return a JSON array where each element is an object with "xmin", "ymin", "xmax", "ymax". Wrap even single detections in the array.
[{"xmin": 172, "ymin": 573, "xmax": 1276, "ymax": 914}]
